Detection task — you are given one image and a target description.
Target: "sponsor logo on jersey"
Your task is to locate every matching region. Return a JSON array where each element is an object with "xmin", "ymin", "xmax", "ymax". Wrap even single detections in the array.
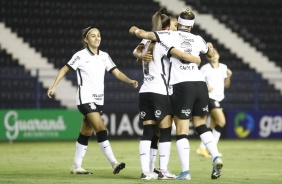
[
  {"xmin": 181, "ymin": 109, "xmax": 191, "ymax": 116},
  {"xmin": 69, "ymin": 56, "xmax": 80, "ymax": 65},
  {"xmin": 144, "ymin": 76, "xmax": 154, "ymax": 81},
  {"xmin": 181, "ymin": 41, "xmax": 192, "ymax": 53},
  {"xmin": 157, "ymin": 31, "xmax": 170, "ymax": 35},
  {"xmin": 140, "ymin": 111, "xmax": 146, "ymax": 119},
  {"xmin": 160, "ymin": 41, "xmax": 170, "ymax": 51},
  {"xmin": 92, "ymin": 94, "xmax": 104, "ymax": 101},
  {"xmin": 154, "ymin": 110, "xmax": 161, "ymax": 118}
]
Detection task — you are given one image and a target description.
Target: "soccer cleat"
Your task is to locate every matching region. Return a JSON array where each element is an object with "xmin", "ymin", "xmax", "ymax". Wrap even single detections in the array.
[
  {"xmin": 211, "ymin": 156, "xmax": 223, "ymax": 179},
  {"xmin": 196, "ymin": 147, "xmax": 211, "ymax": 158},
  {"xmin": 140, "ymin": 172, "xmax": 158, "ymax": 180},
  {"xmin": 175, "ymin": 170, "xmax": 191, "ymax": 180},
  {"xmin": 112, "ymin": 162, "xmax": 125, "ymax": 174},
  {"xmin": 158, "ymin": 170, "xmax": 176, "ymax": 180},
  {"xmin": 70, "ymin": 166, "xmax": 93, "ymax": 174}
]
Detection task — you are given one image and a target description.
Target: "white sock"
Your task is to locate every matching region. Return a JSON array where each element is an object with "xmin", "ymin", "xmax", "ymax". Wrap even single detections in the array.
[
  {"xmin": 139, "ymin": 140, "xmax": 151, "ymax": 173},
  {"xmin": 149, "ymin": 148, "xmax": 158, "ymax": 172},
  {"xmin": 200, "ymin": 131, "xmax": 219, "ymax": 159},
  {"xmin": 98, "ymin": 140, "xmax": 118, "ymax": 166},
  {"xmin": 176, "ymin": 138, "xmax": 190, "ymax": 172},
  {"xmin": 199, "ymin": 141, "xmax": 206, "ymax": 149},
  {"xmin": 158, "ymin": 142, "xmax": 171, "ymax": 171},
  {"xmin": 212, "ymin": 128, "xmax": 221, "ymax": 145},
  {"xmin": 73, "ymin": 141, "xmax": 87, "ymax": 168}
]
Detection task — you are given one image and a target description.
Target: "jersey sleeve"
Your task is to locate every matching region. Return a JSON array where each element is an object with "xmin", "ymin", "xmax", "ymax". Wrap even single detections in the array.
[
  {"xmin": 154, "ymin": 30, "xmax": 172, "ymax": 43},
  {"xmin": 196, "ymin": 35, "xmax": 209, "ymax": 54},
  {"xmin": 159, "ymin": 41, "xmax": 174, "ymax": 58},
  {"xmin": 67, "ymin": 53, "xmax": 81, "ymax": 70},
  {"xmin": 105, "ymin": 54, "xmax": 117, "ymax": 72}
]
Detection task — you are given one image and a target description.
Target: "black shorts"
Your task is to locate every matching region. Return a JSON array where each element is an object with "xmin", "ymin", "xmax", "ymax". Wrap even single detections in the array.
[
  {"xmin": 139, "ymin": 93, "xmax": 172, "ymax": 121},
  {"xmin": 208, "ymin": 98, "xmax": 222, "ymax": 111},
  {"xmin": 172, "ymin": 81, "xmax": 209, "ymax": 119},
  {"xmin": 77, "ymin": 102, "xmax": 103, "ymax": 116}
]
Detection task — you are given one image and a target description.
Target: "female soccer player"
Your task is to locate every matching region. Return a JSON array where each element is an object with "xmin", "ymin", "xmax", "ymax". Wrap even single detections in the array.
[
  {"xmin": 133, "ymin": 8, "xmax": 201, "ymax": 180},
  {"xmin": 129, "ymin": 8, "xmax": 223, "ymax": 180},
  {"xmin": 196, "ymin": 48, "xmax": 232, "ymax": 158},
  {"xmin": 47, "ymin": 26, "xmax": 138, "ymax": 175}
]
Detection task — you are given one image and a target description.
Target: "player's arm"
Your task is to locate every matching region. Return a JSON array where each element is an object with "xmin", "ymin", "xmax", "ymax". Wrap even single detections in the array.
[
  {"xmin": 47, "ymin": 65, "xmax": 70, "ymax": 98},
  {"xmin": 111, "ymin": 68, "xmax": 138, "ymax": 88},
  {"xmin": 129, "ymin": 26, "xmax": 157, "ymax": 41},
  {"xmin": 224, "ymin": 68, "xmax": 232, "ymax": 88},
  {"xmin": 133, "ymin": 44, "xmax": 144, "ymax": 65},
  {"xmin": 169, "ymin": 48, "xmax": 201, "ymax": 65}
]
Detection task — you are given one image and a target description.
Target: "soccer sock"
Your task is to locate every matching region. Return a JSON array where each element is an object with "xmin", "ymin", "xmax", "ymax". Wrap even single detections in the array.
[
  {"xmin": 150, "ymin": 134, "xmax": 159, "ymax": 171},
  {"xmin": 158, "ymin": 127, "xmax": 172, "ymax": 171},
  {"xmin": 140, "ymin": 124, "xmax": 156, "ymax": 173},
  {"xmin": 98, "ymin": 140, "xmax": 118, "ymax": 165},
  {"xmin": 195, "ymin": 125, "xmax": 219, "ymax": 159},
  {"xmin": 73, "ymin": 133, "xmax": 90, "ymax": 168},
  {"xmin": 213, "ymin": 125, "xmax": 224, "ymax": 145},
  {"xmin": 159, "ymin": 142, "xmax": 171, "ymax": 171},
  {"xmin": 139, "ymin": 140, "xmax": 151, "ymax": 173},
  {"xmin": 176, "ymin": 135, "xmax": 190, "ymax": 172},
  {"xmin": 96, "ymin": 130, "xmax": 118, "ymax": 165},
  {"xmin": 149, "ymin": 148, "xmax": 158, "ymax": 172}
]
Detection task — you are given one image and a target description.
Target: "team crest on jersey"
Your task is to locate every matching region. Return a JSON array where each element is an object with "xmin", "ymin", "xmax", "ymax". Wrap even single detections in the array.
[
  {"xmin": 69, "ymin": 56, "xmax": 80, "ymax": 65},
  {"xmin": 202, "ymin": 105, "xmax": 209, "ymax": 112},
  {"xmin": 154, "ymin": 110, "xmax": 161, "ymax": 118},
  {"xmin": 181, "ymin": 109, "xmax": 191, "ymax": 116},
  {"xmin": 181, "ymin": 41, "xmax": 192, "ymax": 53},
  {"xmin": 140, "ymin": 111, "xmax": 146, "ymax": 119},
  {"xmin": 89, "ymin": 102, "xmax": 96, "ymax": 110}
]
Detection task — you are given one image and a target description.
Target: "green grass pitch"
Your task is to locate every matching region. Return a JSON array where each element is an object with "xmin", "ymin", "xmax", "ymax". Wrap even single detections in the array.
[{"xmin": 0, "ymin": 139, "xmax": 282, "ymax": 184}]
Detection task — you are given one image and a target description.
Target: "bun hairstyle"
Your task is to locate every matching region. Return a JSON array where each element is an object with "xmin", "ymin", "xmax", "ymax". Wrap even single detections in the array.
[
  {"xmin": 180, "ymin": 8, "xmax": 195, "ymax": 20},
  {"xmin": 178, "ymin": 8, "xmax": 195, "ymax": 27}
]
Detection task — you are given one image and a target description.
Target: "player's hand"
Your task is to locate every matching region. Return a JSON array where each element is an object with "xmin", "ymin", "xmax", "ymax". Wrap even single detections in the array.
[
  {"xmin": 142, "ymin": 51, "xmax": 153, "ymax": 62},
  {"xmin": 47, "ymin": 87, "xmax": 55, "ymax": 98},
  {"xmin": 227, "ymin": 68, "xmax": 232, "ymax": 77},
  {"xmin": 129, "ymin": 26, "xmax": 139, "ymax": 35},
  {"xmin": 129, "ymin": 80, "xmax": 138, "ymax": 89}
]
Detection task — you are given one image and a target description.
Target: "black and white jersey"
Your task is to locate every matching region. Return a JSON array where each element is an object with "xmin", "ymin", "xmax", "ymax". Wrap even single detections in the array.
[
  {"xmin": 67, "ymin": 47, "xmax": 116, "ymax": 105},
  {"xmin": 200, "ymin": 63, "xmax": 228, "ymax": 101},
  {"xmin": 139, "ymin": 39, "xmax": 172, "ymax": 95},
  {"xmin": 154, "ymin": 30, "xmax": 208, "ymax": 85}
]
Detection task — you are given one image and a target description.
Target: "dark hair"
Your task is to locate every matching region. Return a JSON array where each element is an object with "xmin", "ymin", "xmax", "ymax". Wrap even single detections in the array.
[
  {"xmin": 179, "ymin": 8, "xmax": 195, "ymax": 20},
  {"xmin": 81, "ymin": 26, "xmax": 98, "ymax": 48}
]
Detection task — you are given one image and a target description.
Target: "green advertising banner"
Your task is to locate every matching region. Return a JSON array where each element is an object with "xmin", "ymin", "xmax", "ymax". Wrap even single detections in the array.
[{"xmin": 0, "ymin": 109, "xmax": 82, "ymax": 141}]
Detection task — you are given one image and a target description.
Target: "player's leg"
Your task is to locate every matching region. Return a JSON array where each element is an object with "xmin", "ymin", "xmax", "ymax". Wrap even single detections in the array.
[
  {"xmin": 174, "ymin": 116, "xmax": 191, "ymax": 180},
  {"xmin": 158, "ymin": 115, "xmax": 176, "ymax": 179},
  {"xmin": 70, "ymin": 117, "xmax": 93, "ymax": 174},
  {"xmin": 87, "ymin": 111, "xmax": 125, "ymax": 174},
  {"xmin": 150, "ymin": 131, "xmax": 159, "ymax": 173},
  {"xmin": 193, "ymin": 82, "xmax": 223, "ymax": 179},
  {"xmin": 210, "ymin": 108, "xmax": 225, "ymax": 146}
]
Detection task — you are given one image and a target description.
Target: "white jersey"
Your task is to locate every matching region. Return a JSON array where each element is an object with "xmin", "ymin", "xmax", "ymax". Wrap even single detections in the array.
[
  {"xmin": 139, "ymin": 39, "xmax": 172, "ymax": 95},
  {"xmin": 67, "ymin": 47, "xmax": 116, "ymax": 105},
  {"xmin": 155, "ymin": 30, "xmax": 208, "ymax": 85},
  {"xmin": 200, "ymin": 63, "xmax": 228, "ymax": 101}
]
